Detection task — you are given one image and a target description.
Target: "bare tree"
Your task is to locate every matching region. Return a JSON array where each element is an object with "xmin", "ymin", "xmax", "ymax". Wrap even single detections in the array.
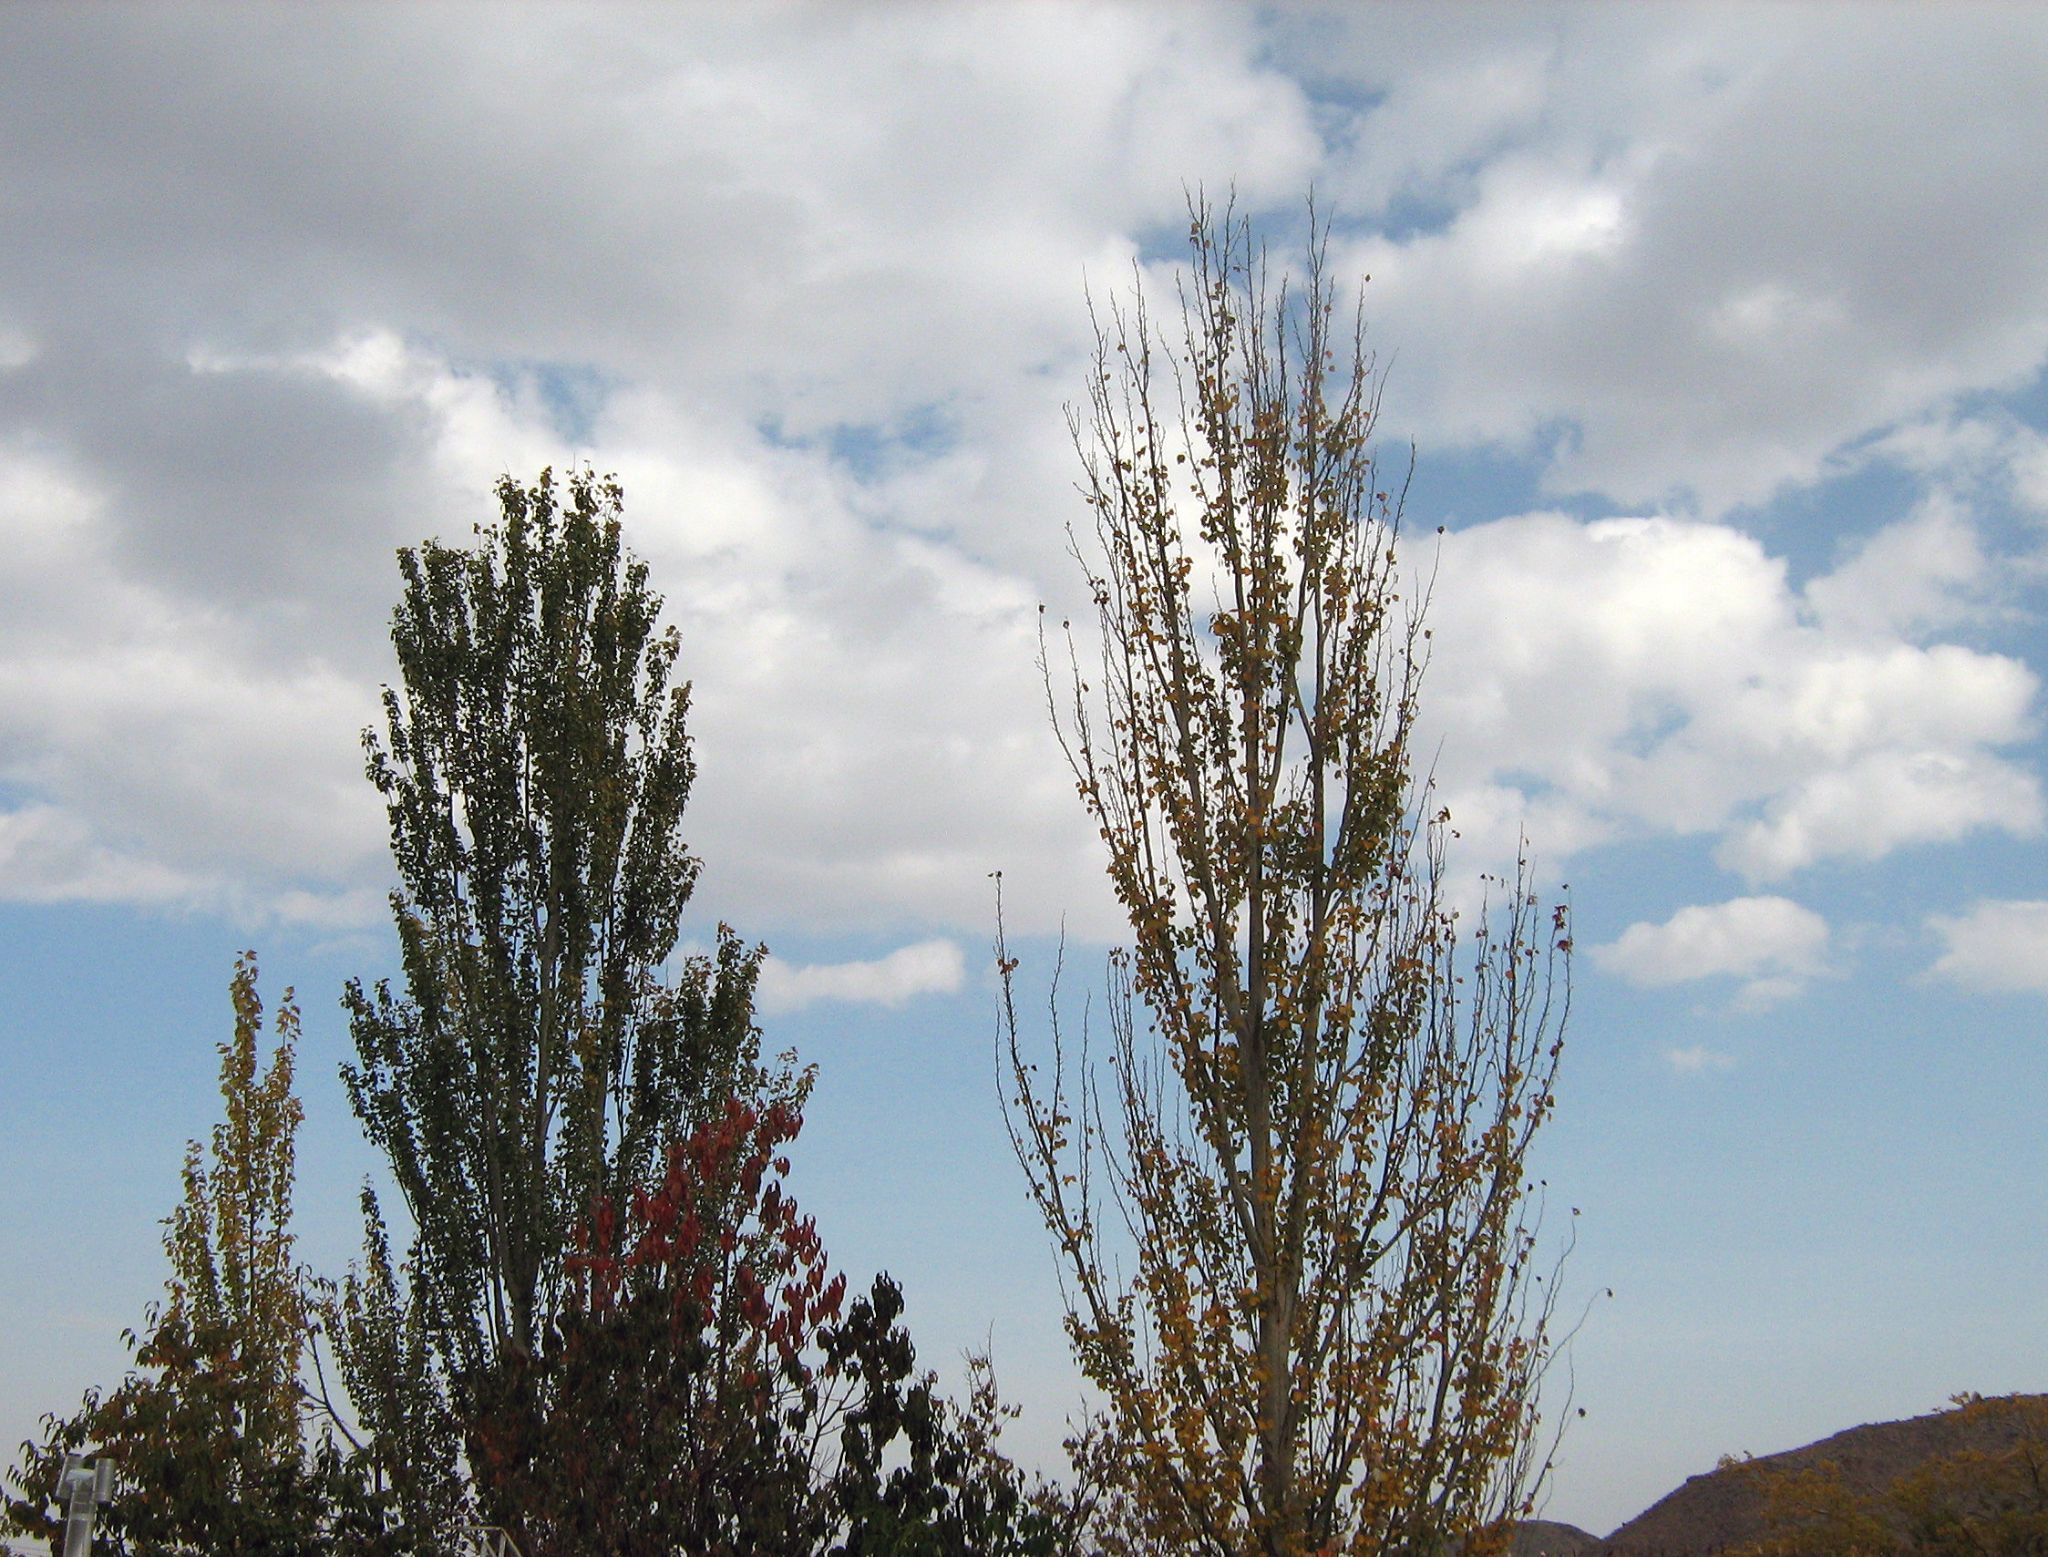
[{"xmin": 1001, "ymin": 199, "xmax": 1571, "ymax": 1557}]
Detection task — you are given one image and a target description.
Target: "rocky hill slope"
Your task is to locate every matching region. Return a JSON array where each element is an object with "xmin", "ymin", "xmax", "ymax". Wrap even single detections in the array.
[{"xmin": 1520, "ymin": 1392, "xmax": 2048, "ymax": 1555}]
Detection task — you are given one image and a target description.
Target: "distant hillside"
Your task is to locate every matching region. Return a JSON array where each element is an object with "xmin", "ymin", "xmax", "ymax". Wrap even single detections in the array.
[{"xmin": 1540, "ymin": 1392, "xmax": 2048, "ymax": 1555}]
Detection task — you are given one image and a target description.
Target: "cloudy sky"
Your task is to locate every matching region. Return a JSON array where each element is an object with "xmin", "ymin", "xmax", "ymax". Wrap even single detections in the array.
[{"xmin": 4, "ymin": 4, "xmax": 2046, "ymax": 1537}]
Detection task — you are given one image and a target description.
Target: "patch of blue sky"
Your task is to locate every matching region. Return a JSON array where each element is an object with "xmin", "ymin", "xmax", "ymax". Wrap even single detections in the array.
[
  {"xmin": 1412, "ymin": 437, "xmax": 1563, "ymax": 529},
  {"xmin": 532, "ymin": 361, "xmax": 609, "ymax": 445},
  {"xmin": 1543, "ymin": 831, "xmax": 1729, "ymax": 928},
  {"xmin": 0, "ymin": 896, "xmax": 435, "ymax": 1474},
  {"xmin": 1360, "ymin": 189, "xmax": 1465, "ymax": 245},
  {"xmin": 0, "ymin": 908, "xmax": 286, "ymax": 1335},
  {"xmin": 1615, "ymin": 701, "xmax": 1692, "ymax": 763},
  {"xmin": 1258, "ymin": 19, "xmax": 1386, "ymax": 132},
  {"xmin": 825, "ymin": 402, "xmax": 956, "ymax": 472},
  {"xmin": 1778, "ymin": 821, "xmax": 2048, "ymax": 929},
  {"xmin": 1996, "ymin": 361, "xmax": 2048, "ymax": 446},
  {"xmin": 1128, "ymin": 211, "xmax": 1207, "ymax": 269},
  {"xmin": 1607, "ymin": 927, "xmax": 2044, "ymax": 1206},
  {"xmin": 480, "ymin": 357, "xmax": 612, "ymax": 447},
  {"xmin": 1421, "ymin": 418, "xmax": 1629, "ymax": 523},
  {"xmin": 718, "ymin": 936, "xmax": 1082, "ymax": 1418},
  {"xmin": 1744, "ymin": 442, "xmax": 1924, "ymax": 565},
  {"xmin": 755, "ymin": 400, "xmax": 959, "ymax": 485},
  {"xmin": 1546, "ymin": 899, "xmax": 2048, "ymax": 1253}
]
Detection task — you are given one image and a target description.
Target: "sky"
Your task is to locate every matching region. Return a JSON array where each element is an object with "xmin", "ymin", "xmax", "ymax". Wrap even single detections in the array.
[{"xmin": 2, "ymin": 2, "xmax": 2046, "ymax": 1540}]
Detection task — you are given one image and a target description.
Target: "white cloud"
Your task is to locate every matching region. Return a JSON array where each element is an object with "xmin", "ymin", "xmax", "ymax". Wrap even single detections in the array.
[
  {"xmin": 1925, "ymin": 900, "xmax": 2048, "ymax": 995},
  {"xmin": 1595, "ymin": 895, "xmax": 1829, "ymax": 1006},
  {"xmin": 1664, "ymin": 1044, "xmax": 1736, "ymax": 1075},
  {"xmin": 1864, "ymin": 412, "xmax": 2048, "ymax": 527},
  {"xmin": 0, "ymin": 441, "xmax": 390, "ymax": 912},
  {"xmin": 0, "ymin": 8, "xmax": 1328, "ymax": 936},
  {"xmin": 0, "ymin": 8, "xmax": 2042, "ymax": 944},
  {"xmin": 29, "ymin": 334, "xmax": 2022, "ymax": 931},
  {"xmin": 1803, "ymin": 493, "xmax": 1988, "ymax": 641},
  {"xmin": 1718, "ymin": 748, "xmax": 2042, "ymax": 882},
  {"xmin": 0, "ymin": 7, "xmax": 1320, "ymax": 447},
  {"xmin": 1868, "ymin": 412, "xmax": 2009, "ymax": 484},
  {"xmin": 756, "ymin": 939, "xmax": 968, "ymax": 1015},
  {"xmin": 1422, "ymin": 509, "xmax": 2040, "ymax": 886},
  {"xmin": 0, "ymin": 803, "xmax": 197, "ymax": 906},
  {"xmin": 1314, "ymin": 8, "xmax": 2048, "ymax": 513},
  {"xmin": 0, "ymin": 315, "xmax": 1125, "ymax": 937}
]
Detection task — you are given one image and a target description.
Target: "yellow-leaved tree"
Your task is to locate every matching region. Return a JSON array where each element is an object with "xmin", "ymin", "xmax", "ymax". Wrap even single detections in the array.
[
  {"xmin": 1001, "ymin": 199, "xmax": 1572, "ymax": 1557},
  {"xmin": 5, "ymin": 956, "xmax": 382, "ymax": 1555}
]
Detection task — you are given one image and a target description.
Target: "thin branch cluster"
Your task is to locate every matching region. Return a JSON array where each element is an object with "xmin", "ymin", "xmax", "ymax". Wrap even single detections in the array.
[{"xmin": 1002, "ymin": 198, "xmax": 1571, "ymax": 1557}]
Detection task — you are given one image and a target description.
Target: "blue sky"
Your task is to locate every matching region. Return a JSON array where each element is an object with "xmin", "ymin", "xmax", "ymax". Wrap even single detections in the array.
[{"xmin": 2, "ymin": 4, "xmax": 2045, "ymax": 1539}]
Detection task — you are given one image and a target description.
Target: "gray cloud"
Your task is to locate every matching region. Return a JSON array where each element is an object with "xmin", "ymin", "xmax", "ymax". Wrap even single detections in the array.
[
  {"xmin": 0, "ymin": 339, "xmax": 429, "ymax": 655},
  {"xmin": 1315, "ymin": 6, "xmax": 2048, "ymax": 513},
  {"xmin": 0, "ymin": 4, "xmax": 2042, "ymax": 936}
]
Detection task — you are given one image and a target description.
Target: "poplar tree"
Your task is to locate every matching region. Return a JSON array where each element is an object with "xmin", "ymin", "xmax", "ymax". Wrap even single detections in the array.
[
  {"xmin": 1001, "ymin": 201, "xmax": 1571, "ymax": 1557},
  {"xmin": 5, "ymin": 957, "xmax": 374, "ymax": 1556},
  {"xmin": 341, "ymin": 468, "xmax": 770, "ymax": 1447}
]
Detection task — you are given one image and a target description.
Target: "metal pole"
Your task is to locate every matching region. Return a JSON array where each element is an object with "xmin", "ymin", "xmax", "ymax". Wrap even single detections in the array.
[{"xmin": 57, "ymin": 1453, "xmax": 112, "ymax": 1557}]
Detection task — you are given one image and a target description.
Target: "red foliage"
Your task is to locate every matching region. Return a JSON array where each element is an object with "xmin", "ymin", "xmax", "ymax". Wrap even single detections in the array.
[
  {"xmin": 473, "ymin": 1093, "xmax": 854, "ymax": 1555},
  {"xmin": 567, "ymin": 1094, "xmax": 848, "ymax": 1367}
]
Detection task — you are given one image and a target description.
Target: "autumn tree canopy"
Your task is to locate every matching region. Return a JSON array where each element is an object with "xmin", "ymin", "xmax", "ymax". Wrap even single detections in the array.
[
  {"xmin": 5, "ymin": 958, "xmax": 381, "ymax": 1557},
  {"xmin": 1002, "ymin": 199, "xmax": 1571, "ymax": 1557},
  {"xmin": 483, "ymin": 1090, "xmax": 1078, "ymax": 1557}
]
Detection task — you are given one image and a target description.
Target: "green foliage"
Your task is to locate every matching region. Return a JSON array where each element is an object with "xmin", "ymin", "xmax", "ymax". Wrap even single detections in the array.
[
  {"xmin": 340, "ymin": 467, "xmax": 772, "ymax": 1467},
  {"xmin": 4, "ymin": 1308, "xmax": 387, "ymax": 1557},
  {"xmin": 4, "ymin": 958, "xmax": 380, "ymax": 1557},
  {"xmin": 9, "ymin": 466, "xmax": 1088, "ymax": 1557},
  {"xmin": 308, "ymin": 1191, "xmax": 467, "ymax": 1555},
  {"xmin": 825, "ymin": 1299, "xmax": 1080, "ymax": 1557},
  {"xmin": 168, "ymin": 955, "xmax": 307, "ymax": 1461}
]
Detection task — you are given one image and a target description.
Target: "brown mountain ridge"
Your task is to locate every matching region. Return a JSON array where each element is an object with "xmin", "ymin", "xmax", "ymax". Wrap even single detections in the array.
[{"xmin": 1515, "ymin": 1391, "xmax": 2048, "ymax": 1556}]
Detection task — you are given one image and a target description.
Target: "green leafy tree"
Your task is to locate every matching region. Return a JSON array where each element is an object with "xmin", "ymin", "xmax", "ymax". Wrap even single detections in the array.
[
  {"xmin": 340, "ymin": 466, "xmax": 778, "ymax": 1518},
  {"xmin": 308, "ymin": 1193, "xmax": 467, "ymax": 1555},
  {"xmin": 1001, "ymin": 199, "xmax": 1570, "ymax": 1556},
  {"xmin": 341, "ymin": 465, "xmax": 1082, "ymax": 1549},
  {"xmin": 5, "ymin": 957, "xmax": 377, "ymax": 1557}
]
